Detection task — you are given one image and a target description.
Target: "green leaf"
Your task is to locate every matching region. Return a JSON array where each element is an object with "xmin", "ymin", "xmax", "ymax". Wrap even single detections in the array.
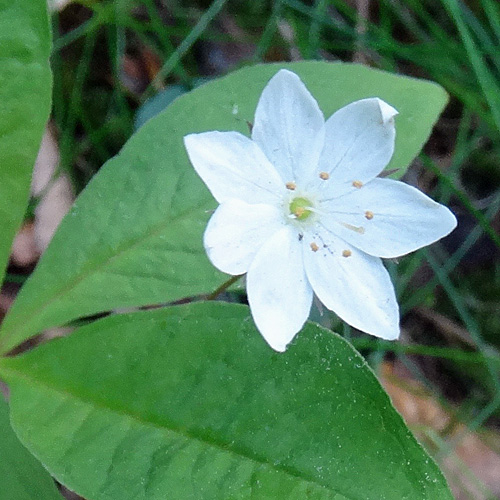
[
  {"xmin": 0, "ymin": 0, "xmax": 52, "ymax": 285},
  {"xmin": 0, "ymin": 303, "xmax": 451, "ymax": 499},
  {"xmin": 0, "ymin": 395, "xmax": 62, "ymax": 500},
  {"xmin": 0, "ymin": 62, "xmax": 448, "ymax": 354}
]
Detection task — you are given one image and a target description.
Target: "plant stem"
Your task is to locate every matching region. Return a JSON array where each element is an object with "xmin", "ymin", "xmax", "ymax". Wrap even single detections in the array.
[{"xmin": 207, "ymin": 275, "xmax": 242, "ymax": 300}]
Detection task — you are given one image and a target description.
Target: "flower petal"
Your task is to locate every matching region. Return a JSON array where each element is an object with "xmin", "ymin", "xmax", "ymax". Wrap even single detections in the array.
[
  {"xmin": 252, "ymin": 69, "xmax": 325, "ymax": 183},
  {"xmin": 303, "ymin": 228, "xmax": 399, "ymax": 340},
  {"xmin": 184, "ymin": 131, "xmax": 284, "ymax": 204},
  {"xmin": 204, "ymin": 199, "xmax": 284, "ymax": 276},
  {"xmin": 316, "ymin": 98, "xmax": 397, "ymax": 198},
  {"xmin": 321, "ymin": 178, "xmax": 458, "ymax": 258},
  {"xmin": 247, "ymin": 226, "xmax": 313, "ymax": 352}
]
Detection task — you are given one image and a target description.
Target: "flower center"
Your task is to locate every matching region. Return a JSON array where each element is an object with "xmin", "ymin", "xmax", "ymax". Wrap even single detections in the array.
[{"xmin": 289, "ymin": 197, "xmax": 313, "ymax": 220}]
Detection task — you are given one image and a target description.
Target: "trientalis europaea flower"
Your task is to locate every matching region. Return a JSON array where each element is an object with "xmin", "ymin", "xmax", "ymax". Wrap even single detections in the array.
[{"xmin": 184, "ymin": 69, "xmax": 457, "ymax": 352}]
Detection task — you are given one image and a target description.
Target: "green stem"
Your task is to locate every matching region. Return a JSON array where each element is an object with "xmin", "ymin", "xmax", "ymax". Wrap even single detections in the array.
[{"xmin": 207, "ymin": 275, "xmax": 242, "ymax": 300}]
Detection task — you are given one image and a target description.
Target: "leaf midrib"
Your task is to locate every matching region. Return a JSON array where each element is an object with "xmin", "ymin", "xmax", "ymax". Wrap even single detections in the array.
[
  {"xmin": 0, "ymin": 199, "xmax": 216, "ymax": 354},
  {"xmin": 1, "ymin": 363, "xmax": 352, "ymax": 500}
]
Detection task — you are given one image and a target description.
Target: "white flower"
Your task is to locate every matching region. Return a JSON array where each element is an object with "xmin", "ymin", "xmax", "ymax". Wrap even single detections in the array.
[{"xmin": 184, "ymin": 69, "xmax": 457, "ymax": 352}]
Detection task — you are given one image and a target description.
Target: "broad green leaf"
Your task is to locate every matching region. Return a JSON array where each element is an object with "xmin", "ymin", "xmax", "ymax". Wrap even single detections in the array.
[
  {"xmin": 0, "ymin": 62, "xmax": 448, "ymax": 354},
  {"xmin": 0, "ymin": 395, "xmax": 62, "ymax": 500},
  {"xmin": 0, "ymin": 0, "xmax": 52, "ymax": 285},
  {"xmin": 0, "ymin": 303, "xmax": 452, "ymax": 499}
]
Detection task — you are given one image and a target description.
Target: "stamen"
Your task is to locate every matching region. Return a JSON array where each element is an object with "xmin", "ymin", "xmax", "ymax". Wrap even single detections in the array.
[
  {"xmin": 364, "ymin": 210, "xmax": 374, "ymax": 220},
  {"xmin": 286, "ymin": 182, "xmax": 296, "ymax": 191},
  {"xmin": 310, "ymin": 242, "xmax": 319, "ymax": 252},
  {"xmin": 352, "ymin": 180, "xmax": 363, "ymax": 189},
  {"xmin": 313, "ymin": 208, "xmax": 366, "ymax": 237},
  {"xmin": 341, "ymin": 222, "xmax": 365, "ymax": 234},
  {"xmin": 319, "ymin": 171, "xmax": 330, "ymax": 180},
  {"xmin": 342, "ymin": 249, "xmax": 352, "ymax": 258},
  {"xmin": 305, "ymin": 206, "xmax": 322, "ymax": 215}
]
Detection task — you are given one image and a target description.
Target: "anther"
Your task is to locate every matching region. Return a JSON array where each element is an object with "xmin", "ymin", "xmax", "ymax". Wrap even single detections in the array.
[
  {"xmin": 319, "ymin": 171, "xmax": 330, "ymax": 180},
  {"xmin": 352, "ymin": 180, "xmax": 363, "ymax": 189},
  {"xmin": 365, "ymin": 210, "xmax": 374, "ymax": 220},
  {"xmin": 310, "ymin": 242, "xmax": 319, "ymax": 252},
  {"xmin": 286, "ymin": 182, "xmax": 296, "ymax": 190},
  {"xmin": 342, "ymin": 249, "xmax": 352, "ymax": 258}
]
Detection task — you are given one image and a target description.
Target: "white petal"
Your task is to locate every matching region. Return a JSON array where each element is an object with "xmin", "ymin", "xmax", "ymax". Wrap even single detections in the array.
[
  {"xmin": 247, "ymin": 226, "xmax": 313, "ymax": 352},
  {"xmin": 184, "ymin": 131, "xmax": 284, "ymax": 204},
  {"xmin": 316, "ymin": 98, "xmax": 397, "ymax": 198},
  {"xmin": 204, "ymin": 199, "xmax": 284, "ymax": 276},
  {"xmin": 303, "ymin": 228, "xmax": 399, "ymax": 340},
  {"xmin": 252, "ymin": 69, "xmax": 325, "ymax": 184},
  {"xmin": 321, "ymin": 178, "xmax": 458, "ymax": 258}
]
